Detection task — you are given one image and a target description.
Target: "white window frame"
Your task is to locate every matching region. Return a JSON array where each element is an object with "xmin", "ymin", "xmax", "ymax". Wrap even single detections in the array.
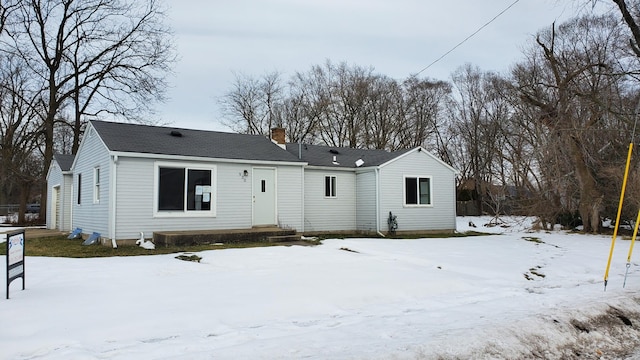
[
  {"xmin": 324, "ymin": 175, "xmax": 337, "ymax": 198},
  {"xmin": 93, "ymin": 167, "xmax": 100, "ymax": 204},
  {"xmin": 403, "ymin": 175, "xmax": 433, "ymax": 207},
  {"xmin": 153, "ymin": 161, "xmax": 217, "ymax": 218}
]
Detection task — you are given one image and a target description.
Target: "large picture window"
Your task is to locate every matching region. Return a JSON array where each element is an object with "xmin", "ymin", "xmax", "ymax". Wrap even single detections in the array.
[
  {"xmin": 405, "ymin": 176, "xmax": 431, "ymax": 206},
  {"xmin": 156, "ymin": 163, "xmax": 215, "ymax": 216}
]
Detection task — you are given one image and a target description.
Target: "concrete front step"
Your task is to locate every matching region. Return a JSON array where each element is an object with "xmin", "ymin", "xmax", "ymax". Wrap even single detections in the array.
[{"xmin": 153, "ymin": 227, "xmax": 297, "ymax": 247}]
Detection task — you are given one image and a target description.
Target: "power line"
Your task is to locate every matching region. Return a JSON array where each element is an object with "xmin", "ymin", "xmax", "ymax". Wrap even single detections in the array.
[{"xmin": 415, "ymin": 0, "xmax": 521, "ymax": 76}]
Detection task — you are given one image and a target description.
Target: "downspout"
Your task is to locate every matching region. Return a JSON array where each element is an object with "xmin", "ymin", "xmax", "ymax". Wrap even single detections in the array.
[
  {"xmin": 110, "ymin": 155, "xmax": 118, "ymax": 248},
  {"xmin": 301, "ymin": 165, "xmax": 305, "ymax": 233},
  {"xmin": 70, "ymin": 183, "xmax": 74, "ymax": 231},
  {"xmin": 375, "ymin": 167, "xmax": 385, "ymax": 237},
  {"xmin": 299, "ymin": 142, "xmax": 304, "ymax": 233}
]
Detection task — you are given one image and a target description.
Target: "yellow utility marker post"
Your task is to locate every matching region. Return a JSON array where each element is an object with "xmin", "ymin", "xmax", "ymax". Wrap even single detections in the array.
[
  {"xmin": 623, "ymin": 209, "xmax": 640, "ymax": 288},
  {"xmin": 604, "ymin": 143, "xmax": 633, "ymax": 291}
]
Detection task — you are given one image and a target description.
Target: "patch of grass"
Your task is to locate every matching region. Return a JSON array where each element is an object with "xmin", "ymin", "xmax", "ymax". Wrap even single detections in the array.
[
  {"xmin": 523, "ymin": 236, "xmax": 544, "ymax": 244},
  {"xmin": 0, "ymin": 236, "xmax": 320, "ymax": 258},
  {"xmin": 529, "ymin": 267, "xmax": 546, "ymax": 278},
  {"xmin": 175, "ymin": 254, "xmax": 202, "ymax": 262},
  {"xmin": 524, "ymin": 265, "xmax": 546, "ymax": 280},
  {"xmin": 315, "ymin": 230, "xmax": 494, "ymax": 241},
  {"xmin": 0, "ymin": 230, "xmax": 490, "ymax": 258}
]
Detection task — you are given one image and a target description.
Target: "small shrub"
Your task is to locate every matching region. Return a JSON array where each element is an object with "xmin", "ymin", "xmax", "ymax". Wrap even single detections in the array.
[{"xmin": 556, "ymin": 211, "xmax": 582, "ymax": 229}]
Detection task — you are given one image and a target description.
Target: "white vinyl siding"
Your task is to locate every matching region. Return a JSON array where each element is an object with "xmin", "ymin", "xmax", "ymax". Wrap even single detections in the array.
[
  {"xmin": 71, "ymin": 126, "xmax": 111, "ymax": 237},
  {"xmin": 378, "ymin": 151, "xmax": 456, "ymax": 232},
  {"xmin": 115, "ymin": 159, "xmax": 247, "ymax": 239},
  {"xmin": 275, "ymin": 165, "xmax": 304, "ymax": 231},
  {"xmin": 356, "ymin": 170, "xmax": 377, "ymax": 232},
  {"xmin": 61, "ymin": 173, "xmax": 73, "ymax": 231},
  {"xmin": 46, "ymin": 161, "xmax": 73, "ymax": 231},
  {"xmin": 304, "ymin": 169, "xmax": 355, "ymax": 232},
  {"xmin": 46, "ymin": 163, "xmax": 62, "ymax": 230},
  {"xmin": 112, "ymin": 158, "xmax": 305, "ymax": 240}
]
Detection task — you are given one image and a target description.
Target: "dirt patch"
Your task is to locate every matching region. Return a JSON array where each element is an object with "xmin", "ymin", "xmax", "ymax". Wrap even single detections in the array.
[{"xmin": 429, "ymin": 298, "xmax": 640, "ymax": 360}]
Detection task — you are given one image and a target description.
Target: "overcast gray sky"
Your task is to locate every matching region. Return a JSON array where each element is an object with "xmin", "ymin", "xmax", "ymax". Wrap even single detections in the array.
[{"xmin": 157, "ymin": 0, "xmax": 610, "ymax": 132}]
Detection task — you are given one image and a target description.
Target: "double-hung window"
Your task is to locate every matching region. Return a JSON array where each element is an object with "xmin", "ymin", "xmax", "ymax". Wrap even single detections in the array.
[
  {"xmin": 156, "ymin": 162, "xmax": 216, "ymax": 216},
  {"xmin": 404, "ymin": 176, "xmax": 432, "ymax": 206},
  {"xmin": 325, "ymin": 175, "xmax": 336, "ymax": 198},
  {"xmin": 93, "ymin": 167, "xmax": 100, "ymax": 203}
]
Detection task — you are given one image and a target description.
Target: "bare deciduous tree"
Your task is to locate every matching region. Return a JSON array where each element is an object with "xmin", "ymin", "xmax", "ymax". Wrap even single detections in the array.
[
  {"xmin": 447, "ymin": 64, "xmax": 510, "ymax": 215},
  {"xmin": 219, "ymin": 71, "xmax": 283, "ymax": 136},
  {"xmin": 0, "ymin": 0, "xmax": 175, "ymax": 219},
  {"xmin": 0, "ymin": 53, "xmax": 44, "ymax": 222},
  {"xmin": 516, "ymin": 14, "xmax": 630, "ymax": 232},
  {"xmin": 220, "ymin": 61, "xmax": 452, "ymax": 153}
]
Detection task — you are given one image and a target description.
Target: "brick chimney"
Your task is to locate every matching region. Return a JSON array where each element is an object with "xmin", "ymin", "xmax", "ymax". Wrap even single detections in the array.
[{"xmin": 271, "ymin": 127, "xmax": 286, "ymax": 147}]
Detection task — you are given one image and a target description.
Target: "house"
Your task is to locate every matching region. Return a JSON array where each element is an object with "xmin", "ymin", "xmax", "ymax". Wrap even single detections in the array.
[
  {"xmin": 46, "ymin": 121, "xmax": 457, "ymax": 245},
  {"xmin": 282, "ymin": 141, "xmax": 457, "ymax": 234},
  {"xmin": 46, "ymin": 153, "xmax": 75, "ymax": 232}
]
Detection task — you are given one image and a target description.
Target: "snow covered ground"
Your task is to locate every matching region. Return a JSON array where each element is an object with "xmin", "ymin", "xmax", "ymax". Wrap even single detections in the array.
[{"xmin": 2, "ymin": 217, "xmax": 640, "ymax": 359}]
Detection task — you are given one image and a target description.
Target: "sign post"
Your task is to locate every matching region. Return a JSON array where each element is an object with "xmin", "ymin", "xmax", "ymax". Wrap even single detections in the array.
[{"xmin": 6, "ymin": 230, "xmax": 25, "ymax": 299}]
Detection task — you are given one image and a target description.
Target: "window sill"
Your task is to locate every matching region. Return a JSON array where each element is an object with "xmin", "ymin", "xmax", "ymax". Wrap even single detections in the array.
[{"xmin": 153, "ymin": 211, "xmax": 216, "ymax": 218}]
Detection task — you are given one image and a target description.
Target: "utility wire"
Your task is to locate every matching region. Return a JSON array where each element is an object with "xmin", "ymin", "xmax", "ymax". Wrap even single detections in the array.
[{"xmin": 415, "ymin": 0, "xmax": 521, "ymax": 76}]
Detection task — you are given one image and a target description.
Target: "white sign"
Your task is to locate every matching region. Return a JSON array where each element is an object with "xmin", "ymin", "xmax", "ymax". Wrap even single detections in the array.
[
  {"xmin": 8, "ymin": 265, "xmax": 23, "ymax": 279},
  {"xmin": 8, "ymin": 232, "xmax": 24, "ymax": 266},
  {"xmin": 6, "ymin": 230, "xmax": 25, "ymax": 299}
]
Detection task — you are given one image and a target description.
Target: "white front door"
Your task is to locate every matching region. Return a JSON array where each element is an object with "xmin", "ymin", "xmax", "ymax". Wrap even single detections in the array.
[{"xmin": 252, "ymin": 168, "xmax": 276, "ymax": 226}]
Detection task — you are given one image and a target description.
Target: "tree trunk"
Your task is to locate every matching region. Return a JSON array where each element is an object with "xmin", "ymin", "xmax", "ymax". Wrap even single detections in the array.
[
  {"xmin": 569, "ymin": 136, "xmax": 601, "ymax": 233},
  {"xmin": 39, "ymin": 84, "xmax": 57, "ymax": 222},
  {"xmin": 17, "ymin": 181, "xmax": 30, "ymax": 225}
]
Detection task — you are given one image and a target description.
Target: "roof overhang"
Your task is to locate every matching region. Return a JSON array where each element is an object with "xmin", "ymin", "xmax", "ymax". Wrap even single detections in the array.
[
  {"xmin": 108, "ymin": 151, "xmax": 308, "ymax": 167},
  {"xmin": 304, "ymin": 165, "xmax": 359, "ymax": 172}
]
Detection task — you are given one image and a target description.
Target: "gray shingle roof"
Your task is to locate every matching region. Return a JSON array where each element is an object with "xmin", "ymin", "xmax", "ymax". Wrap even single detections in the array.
[
  {"xmin": 90, "ymin": 121, "xmax": 304, "ymax": 163},
  {"xmin": 285, "ymin": 143, "xmax": 411, "ymax": 168},
  {"xmin": 53, "ymin": 154, "xmax": 75, "ymax": 171}
]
